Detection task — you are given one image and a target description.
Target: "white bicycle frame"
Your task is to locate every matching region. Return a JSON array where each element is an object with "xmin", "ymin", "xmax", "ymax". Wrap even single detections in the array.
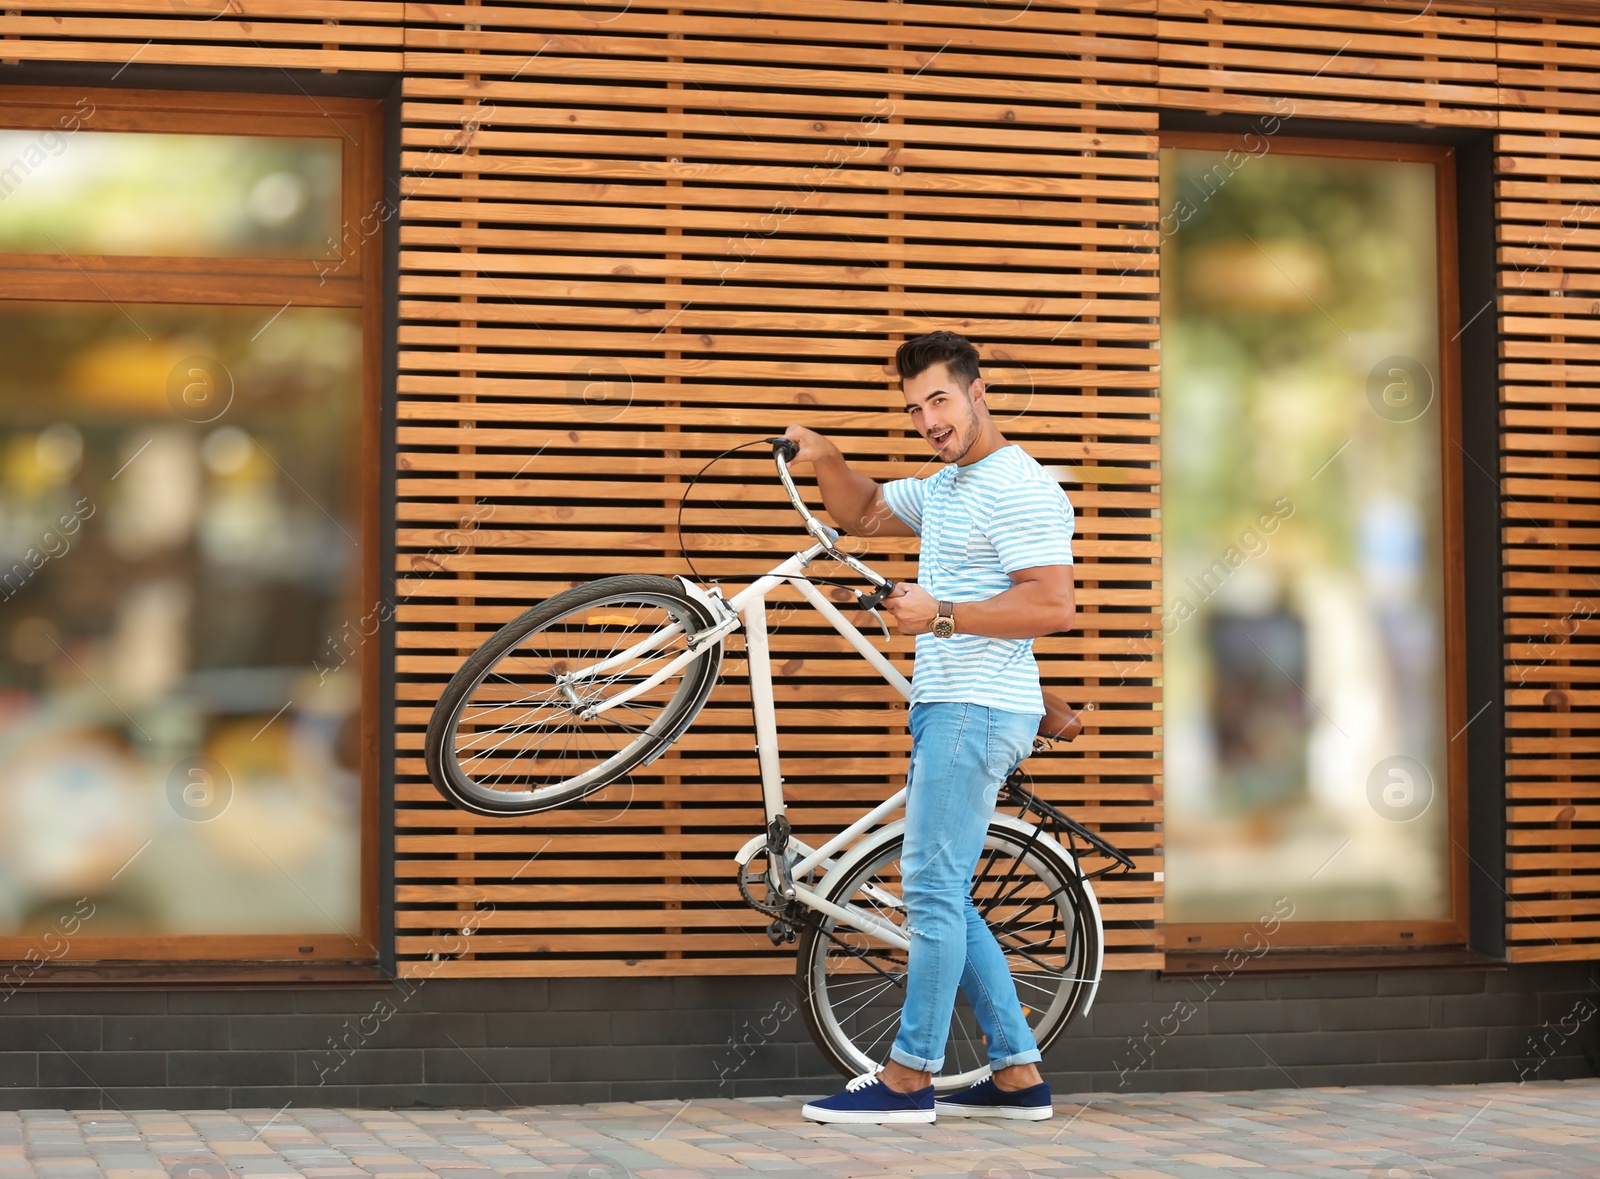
[
  {"xmin": 719, "ymin": 538, "xmax": 921, "ymax": 950},
  {"xmin": 566, "ymin": 532, "xmax": 918, "ymax": 949},
  {"xmin": 569, "ymin": 445, "xmax": 1076, "ymax": 956}
]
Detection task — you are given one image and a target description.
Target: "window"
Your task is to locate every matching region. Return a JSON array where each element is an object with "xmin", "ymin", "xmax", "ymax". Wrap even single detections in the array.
[
  {"xmin": 0, "ymin": 87, "xmax": 382, "ymax": 973},
  {"xmin": 1158, "ymin": 133, "xmax": 1468, "ymax": 951}
]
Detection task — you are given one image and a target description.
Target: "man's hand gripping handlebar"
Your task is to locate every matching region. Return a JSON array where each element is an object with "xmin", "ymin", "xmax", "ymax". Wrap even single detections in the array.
[{"xmin": 765, "ymin": 436, "xmax": 897, "ymax": 614}]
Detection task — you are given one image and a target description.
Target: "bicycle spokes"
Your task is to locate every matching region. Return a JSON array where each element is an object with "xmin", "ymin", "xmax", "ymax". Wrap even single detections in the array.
[
  {"xmin": 426, "ymin": 579, "xmax": 722, "ymax": 814},
  {"xmin": 799, "ymin": 825, "xmax": 1098, "ymax": 1092}
]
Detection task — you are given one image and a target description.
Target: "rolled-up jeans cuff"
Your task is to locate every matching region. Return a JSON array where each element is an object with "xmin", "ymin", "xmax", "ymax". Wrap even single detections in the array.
[
  {"xmin": 889, "ymin": 1046, "xmax": 942, "ymax": 1073},
  {"xmin": 991, "ymin": 1047, "xmax": 1043, "ymax": 1070}
]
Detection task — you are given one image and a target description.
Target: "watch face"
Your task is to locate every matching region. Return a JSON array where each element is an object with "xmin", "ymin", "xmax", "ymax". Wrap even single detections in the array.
[{"xmin": 933, "ymin": 618, "xmax": 954, "ymax": 638}]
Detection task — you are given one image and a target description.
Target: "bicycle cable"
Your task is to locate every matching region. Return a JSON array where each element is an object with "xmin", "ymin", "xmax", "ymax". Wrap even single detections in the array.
[
  {"xmin": 675, "ymin": 437, "xmax": 890, "ymax": 609},
  {"xmin": 675, "ymin": 438, "xmax": 775, "ymax": 589}
]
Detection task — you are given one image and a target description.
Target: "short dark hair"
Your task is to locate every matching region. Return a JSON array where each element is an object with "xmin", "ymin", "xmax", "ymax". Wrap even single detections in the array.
[{"xmin": 895, "ymin": 330, "xmax": 981, "ymax": 390}]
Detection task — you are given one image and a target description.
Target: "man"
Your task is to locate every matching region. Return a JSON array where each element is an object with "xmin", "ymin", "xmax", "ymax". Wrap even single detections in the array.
[{"xmin": 783, "ymin": 330, "xmax": 1076, "ymax": 1125}]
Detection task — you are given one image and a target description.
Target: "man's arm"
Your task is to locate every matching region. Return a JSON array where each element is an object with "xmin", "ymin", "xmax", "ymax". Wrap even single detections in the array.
[
  {"xmin": 782, "ymin": 424, "xmax": 915, "ymax": 538},
  {"xmin": 882, "ymin": 565, "xmax": 1075, "ymax": 639}
]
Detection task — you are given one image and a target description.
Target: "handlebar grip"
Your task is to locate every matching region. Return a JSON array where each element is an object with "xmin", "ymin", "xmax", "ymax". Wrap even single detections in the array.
[
  {"xmin": 858, "ymin": 582, "xmax": 895, "ymax": 611},
  {"xmin": 766, "ymin": 436, "xmax": 799, "ymax": 462}
]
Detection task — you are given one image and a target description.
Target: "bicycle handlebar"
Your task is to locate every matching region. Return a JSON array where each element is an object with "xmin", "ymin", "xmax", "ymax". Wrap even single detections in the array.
[{"xmin": 763, "ymin": 436, "xmax": 896, "ymax": 602}]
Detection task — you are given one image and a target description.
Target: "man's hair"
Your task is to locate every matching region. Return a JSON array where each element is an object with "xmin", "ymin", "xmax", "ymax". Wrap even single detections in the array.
[{"xmin": 895, "ymin": 330, "xmax": 981, "ymax": 391}]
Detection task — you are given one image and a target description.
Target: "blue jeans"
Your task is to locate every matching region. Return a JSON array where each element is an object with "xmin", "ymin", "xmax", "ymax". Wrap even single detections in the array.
[{"xmin": 889, "ymin": 701, "xmax": 1045, "ymax": 1074}]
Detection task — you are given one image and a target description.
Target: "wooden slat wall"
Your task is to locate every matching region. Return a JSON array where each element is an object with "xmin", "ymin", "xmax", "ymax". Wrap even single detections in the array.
[
  {"xmin": 3, "ymin": 0, "xmax": 1596, "ymax": 970},
  {"xmin": 1495, "ymin": 10, "xmax": 1600, "ymax": 960},
  {"xmin": 392, "ymin": 0, "xmax": 1166, "ymax": 976},
  {"xmin": 1157, "ymin": 0, "xmax": 1501, "ymax": 127},
  {"xmin": 0, "ymin": 1, "xmax": 404, "ymax": 71}
]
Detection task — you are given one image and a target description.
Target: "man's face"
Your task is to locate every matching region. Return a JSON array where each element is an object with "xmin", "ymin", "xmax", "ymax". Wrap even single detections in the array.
[{"xmin": 903, "ymin": 362, "xmax": 985, "ymax": 464}]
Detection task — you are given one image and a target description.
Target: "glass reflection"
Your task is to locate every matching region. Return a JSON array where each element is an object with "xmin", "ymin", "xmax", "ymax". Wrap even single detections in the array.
[
  {"xmin": 0, "ymin": 302, "xmax": 361, "ymax": 937},
  {"xmin": 0, "ymin": 130, "xmax": 341, "ymax": 258},
  {"xmin": 1160, "ymin": 147, "xmax": 1450, "ymax": 925}
]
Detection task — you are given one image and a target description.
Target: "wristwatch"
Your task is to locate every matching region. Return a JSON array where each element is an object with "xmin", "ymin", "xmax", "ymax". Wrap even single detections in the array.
[{"xmin": 932, "ymin": 600, "xmax": 956, "ymax": 639}]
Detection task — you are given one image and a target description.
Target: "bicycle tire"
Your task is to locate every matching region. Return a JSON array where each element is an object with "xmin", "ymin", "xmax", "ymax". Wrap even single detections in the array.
[
  {"xmin": 795, "ymin": 820, "xmax": 1099, "ymax": 1091},
  {"xmin": 424, "ymin": 575, "xmax": 723, "ymax": 817}
]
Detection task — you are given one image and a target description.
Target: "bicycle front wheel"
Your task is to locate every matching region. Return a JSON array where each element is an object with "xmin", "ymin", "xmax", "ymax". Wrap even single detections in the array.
[
  {"xmin": 424, "ymin": 575, "xmax": 723, "ymax": 816},
  {"xmin": 796, "ymin": 821, "xmax": 1099, "ymax": 1091}
]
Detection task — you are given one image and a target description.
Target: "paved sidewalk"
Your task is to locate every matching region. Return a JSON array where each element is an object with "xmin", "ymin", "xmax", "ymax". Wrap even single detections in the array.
[{"xmin": 3, "ymin": 1079, "xmax": 1597, "ymax": 1179}]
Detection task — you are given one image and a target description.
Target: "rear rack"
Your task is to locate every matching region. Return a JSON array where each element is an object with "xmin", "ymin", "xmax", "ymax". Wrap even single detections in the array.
[{"xmin": 1000, "ymin": 769, "xmax": 1136, "ymax": 882}]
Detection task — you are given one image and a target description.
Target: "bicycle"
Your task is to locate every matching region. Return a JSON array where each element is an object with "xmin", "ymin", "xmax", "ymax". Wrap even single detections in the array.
[{"xmin": 424, "ymin": 437, "xmax": 1134, "ymax": 1090}]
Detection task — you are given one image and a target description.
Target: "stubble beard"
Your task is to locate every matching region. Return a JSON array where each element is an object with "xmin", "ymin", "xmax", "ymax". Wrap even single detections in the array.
[{"xmin": 939, "ymin": 413, "xmax": 982, "ymax": 465}]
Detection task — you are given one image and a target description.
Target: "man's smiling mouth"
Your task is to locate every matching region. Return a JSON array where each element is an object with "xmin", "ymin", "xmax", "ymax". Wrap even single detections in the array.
[{"xmin": 930, "ymin": 427, "xmax": 953, "ymax": 448}]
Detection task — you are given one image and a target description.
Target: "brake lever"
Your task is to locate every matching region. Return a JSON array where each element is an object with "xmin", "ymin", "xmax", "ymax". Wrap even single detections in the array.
[
  {"xmin": 857, "ymin": 582, "xmax": 895, "ymax": 642},
  {"xmin": 864, "ymin": 604, "xmax": 891, "ymax": 642}
]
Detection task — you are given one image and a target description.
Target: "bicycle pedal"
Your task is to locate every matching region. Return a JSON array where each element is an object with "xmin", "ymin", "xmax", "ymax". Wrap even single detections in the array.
[{"xmin": 765, "ymin": 920, "xmax": 790, "ymax": 946}]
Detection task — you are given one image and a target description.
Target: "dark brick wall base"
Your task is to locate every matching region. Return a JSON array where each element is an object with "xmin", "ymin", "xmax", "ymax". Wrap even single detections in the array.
[{"xmin": 1, "ymin": 964, "xmax": 1595, "ymax": 1109}]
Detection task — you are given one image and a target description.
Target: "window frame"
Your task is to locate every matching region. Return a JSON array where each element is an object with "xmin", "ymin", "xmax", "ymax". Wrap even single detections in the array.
[
  {"xmin": 0, "ymin": 84, "xmax": 384, "ymax": 972},
  {"xmin": 1156, "ymin": 130, "xmax": 1472, "ymax": 954}
]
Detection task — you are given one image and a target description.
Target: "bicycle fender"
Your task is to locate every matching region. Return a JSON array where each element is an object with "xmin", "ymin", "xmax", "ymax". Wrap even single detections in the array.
[
  {"xmin": 673, "ymin": 575, "xmax": 734, "ymax": 620},
  {"xmin": 733, "ymin": 833, "xmax": 767, "ymax": 866},
  {"xmin": 810, "ymin": 814, "xmax": 1076, "ymax": 901}
]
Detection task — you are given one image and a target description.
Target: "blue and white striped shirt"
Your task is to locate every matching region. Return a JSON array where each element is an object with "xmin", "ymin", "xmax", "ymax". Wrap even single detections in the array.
[{"xmin": 880, "ymin": 444, "xmax": 1075, "ymax": 715}]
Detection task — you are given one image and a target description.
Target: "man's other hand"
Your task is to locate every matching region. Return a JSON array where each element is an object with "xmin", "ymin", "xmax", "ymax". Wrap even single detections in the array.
[
  {"xmin": 782, "ymin": 424, "xmax": 839, "ymax": 467},
  {"xmin": 882, "ymin": 582, "xmax": 938, "ymax": 635}
]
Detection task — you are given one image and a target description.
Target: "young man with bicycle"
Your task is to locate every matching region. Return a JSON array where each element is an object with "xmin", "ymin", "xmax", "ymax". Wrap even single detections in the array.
[{"xmin": 783, "ymin": 330, "xmax": 1077, "ymax": 1124}]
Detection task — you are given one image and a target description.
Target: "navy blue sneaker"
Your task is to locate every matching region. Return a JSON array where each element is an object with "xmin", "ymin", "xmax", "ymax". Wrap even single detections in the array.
[
  {"xmin": 801, "ymin": 1070, "xmax": 936, "ymax": 1124},
  {"xmin": 935, "ymin": 1075, "xmax": 1053, "ymax": 1120}
]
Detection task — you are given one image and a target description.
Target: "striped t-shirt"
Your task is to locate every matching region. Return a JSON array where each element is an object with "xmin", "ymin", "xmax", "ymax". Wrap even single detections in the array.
[{"xmin": 880, "ymin": 444, "xmax": 1075, "ymax": 715}]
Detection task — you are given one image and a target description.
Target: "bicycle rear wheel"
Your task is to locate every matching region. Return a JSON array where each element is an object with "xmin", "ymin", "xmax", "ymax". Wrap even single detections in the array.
[
  {"xmin": 795, "ymin": 821, "xmax": 1099, "ymax": 1091},
  {"xmin": 425, "ymin": 575, "xmax": 722, "ymax": 816}
]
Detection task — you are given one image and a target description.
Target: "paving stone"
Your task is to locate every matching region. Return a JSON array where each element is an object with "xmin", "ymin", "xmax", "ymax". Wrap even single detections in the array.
[{"xmin": 0, "ymin": 1081, "xmax": 1596, "ymax": 1176}]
